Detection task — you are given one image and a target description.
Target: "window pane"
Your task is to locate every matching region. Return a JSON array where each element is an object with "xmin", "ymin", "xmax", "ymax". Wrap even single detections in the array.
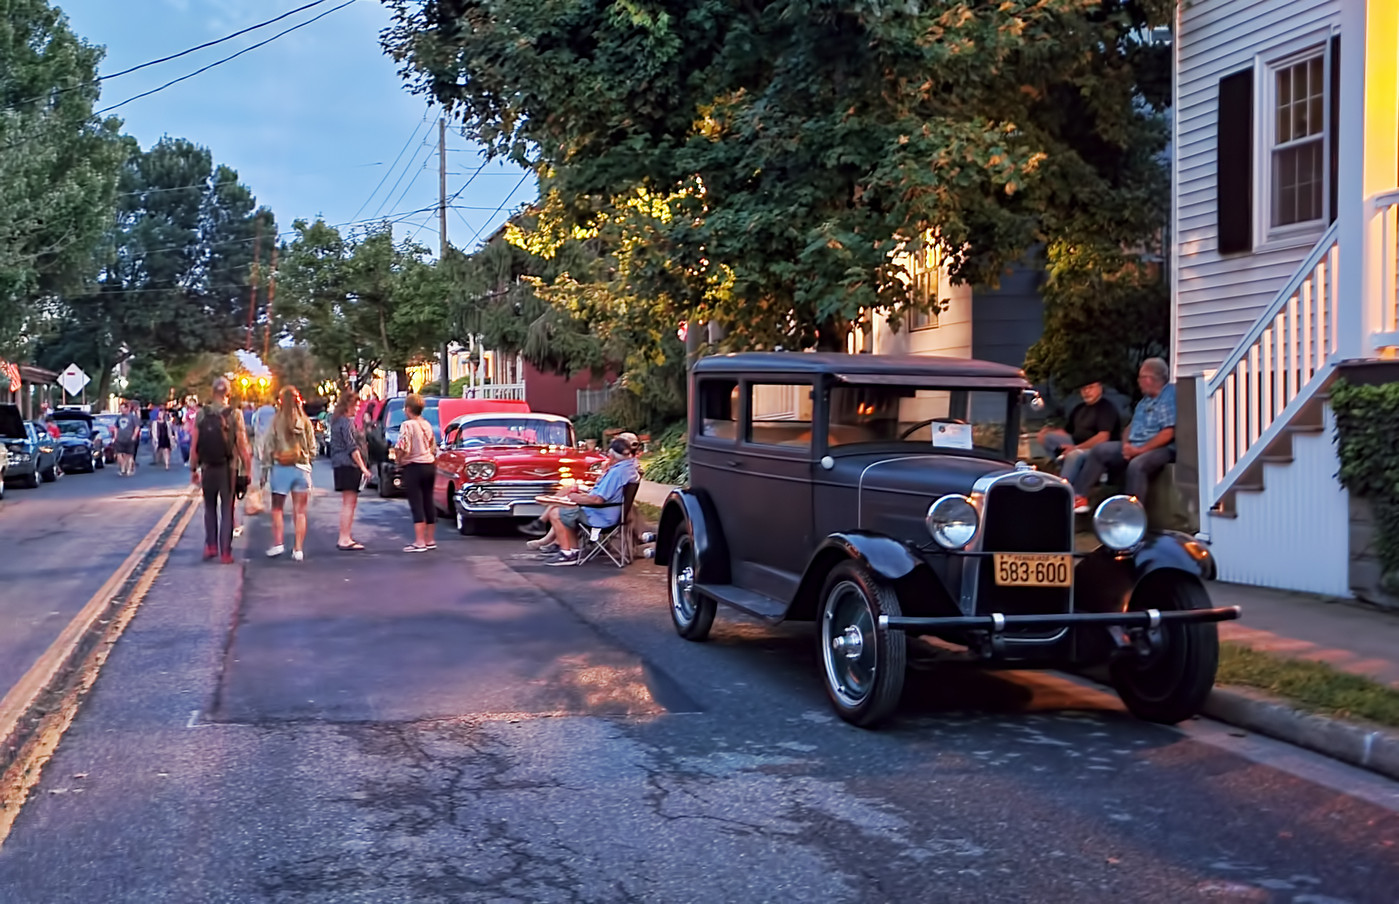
[
  {"xmin": 828, "ymin": 386, "xmax": 1012, "ymax": 454},
  {"xmin": 697, "ymin": 379, "xmax": 738, "ymax": 439},
  {"xmin": 1276, "ymin": 102, "xmax": 1290, "ymax": 144},
  {"xmin": 747, "ymin": 384, "xmax": 813, "ymax": 448},
  {"xmin": 1273, "ymin": 139, "xmax": 1324, "ymax": 225}
]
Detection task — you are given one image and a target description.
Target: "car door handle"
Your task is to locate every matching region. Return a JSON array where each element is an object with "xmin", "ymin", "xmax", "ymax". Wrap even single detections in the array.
[{"xmin": 726, "ymin": 459, "xmax": 743, "ymax": 467}]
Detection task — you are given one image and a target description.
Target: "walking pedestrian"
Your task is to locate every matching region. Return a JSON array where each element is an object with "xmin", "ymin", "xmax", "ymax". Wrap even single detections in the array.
[
  {"xmin": 394, "ymin": 393, "xmax": 439, "ymax": 553},
  {"xmin": 153, "ymin": 409, "xmax": 173, "ymax": 470},
  {"xmin": 113, "ymin": 402, "xmax": 139, "ymax": 477},
  {"xmin": 189, "ymin": 378, "xmax": 251, "ymax": 564},
  {"xmin": 180, "ymin": 396, "xmax": 198, "ymax": 467},
  {"xmin": 329, "ymin": 389, "xmax": 373, "ymax": 551},
  {"xmin": 264, "ymin": 386, "xmax": 315, "ymax": 561}
]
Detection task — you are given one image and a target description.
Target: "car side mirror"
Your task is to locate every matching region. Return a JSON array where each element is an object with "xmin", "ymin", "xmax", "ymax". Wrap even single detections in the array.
[{"xmin": 1022, "ymin": 389, "xmax": 1046, "ymax": 413}]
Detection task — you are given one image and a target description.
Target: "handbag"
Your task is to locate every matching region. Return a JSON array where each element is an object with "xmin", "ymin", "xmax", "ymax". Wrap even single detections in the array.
[{"xmin": 244, "ymin": 484, "xmax": 265, "ymax": 515}]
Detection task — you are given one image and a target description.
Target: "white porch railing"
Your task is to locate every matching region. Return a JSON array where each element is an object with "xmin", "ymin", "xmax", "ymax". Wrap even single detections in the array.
[
  {"xmin": 576, "ymin": 385, "xmax": 617, "ymax": 415},
  {"xmin": 1370, "ymin": 190, "xmax": 1399, "ymax": 347},
  {"xmin": 1198, "ymin": 223, "xmax": 1339, "ymax": 513},
  {"xmin": 462, "ymin": 382, "xmax": 526, "ymax": 401}
]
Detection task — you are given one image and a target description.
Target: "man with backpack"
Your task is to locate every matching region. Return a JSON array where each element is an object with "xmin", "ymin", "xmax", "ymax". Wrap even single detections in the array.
[{"xmin": 189, "ymin": 377, "xmax": 252, "ymax": 563}]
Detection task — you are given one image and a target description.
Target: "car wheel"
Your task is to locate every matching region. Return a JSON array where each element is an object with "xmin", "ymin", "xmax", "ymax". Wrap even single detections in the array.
[
  {"xmin": 377, "ymin": 464, "xmax": 392, "ymax": 498},
  {"xmin": 41, "ymin": 462, "xmax": 58, "ymax": 482},
  {"xmin": 95, "ymin": 455, "xmax": 104, "ymax": 470},
  {"xmin": 818, "ymin": 561, "xmax": 907, "ymax": 728},
  {"xmin": 668, "ymin": 527, "xmax": 715, "ymax": 641},
  {"xmin": 456, "ymin": 507, "xmax": 476, "ymax": 536},
  {"xmin": 1110, "ymin": 577, "xmax": 1219, "ymax": 725}
]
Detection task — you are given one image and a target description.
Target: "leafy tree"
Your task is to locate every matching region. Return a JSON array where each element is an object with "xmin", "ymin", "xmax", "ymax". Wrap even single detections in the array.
[
  {"xmin": 1024, "ymin": 241, "xmax": 1168, "ymax": 400},
  {"xmin": 36, "ymin": 138, "xmax": 277, "ymax": 402},
  {"xmin": 124, "ymin": 355, "xmax": 174, "ymax": 404},
  {"xmin": 276, "ymin": 221, "xmax": 448, "ymax": 389},
  {"xmin": 383, "ymin": 0, "xmax": 1172, "ymax": 362},
  {"xmin": 0, "ymin": 0, "xmax": 129, "ymax": 356},
  {"xmin": 269, "ymin": 344, "xmax": 338, "ymax": 396}
]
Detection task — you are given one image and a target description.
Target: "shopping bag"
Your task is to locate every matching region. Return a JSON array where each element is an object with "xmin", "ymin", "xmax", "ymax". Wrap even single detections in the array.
[{"xmin": 244, "ymin": 485, "xmax": 265, "ymax": 515}]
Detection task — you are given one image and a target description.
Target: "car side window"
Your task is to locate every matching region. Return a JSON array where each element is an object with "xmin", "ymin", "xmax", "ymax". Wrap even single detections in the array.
[
  {"xmin": 746, "ymin": 383, "xmax": 814, "ymax": 449},
  {"xmin": 696, "ymin": 379, "xmax": 739, "ymax": 441}
]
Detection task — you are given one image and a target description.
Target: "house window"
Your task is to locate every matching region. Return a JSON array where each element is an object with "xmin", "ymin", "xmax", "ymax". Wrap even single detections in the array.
[
  {"xmin": 906, "ymin": 244, "xmax": 940, "ymax": 331},
  {"xmin": 1266, "ymin": 46, "xmax": 1329, "ymax": 231}
]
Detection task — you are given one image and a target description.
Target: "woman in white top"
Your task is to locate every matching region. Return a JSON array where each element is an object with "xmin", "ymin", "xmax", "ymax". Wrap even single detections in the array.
[{"xmin": 394, "ymin": 393, "xmax": 439, "ymax": 552}]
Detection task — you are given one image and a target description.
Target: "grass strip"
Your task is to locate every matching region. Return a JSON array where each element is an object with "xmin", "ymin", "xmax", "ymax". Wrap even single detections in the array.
[
  {"xmin": 1218, "ymin": 641, "xmax": 1399, "ymax": 729},
  {"xmin": 634, "ymin": 501, "xmax": 661, "ymax": 523}
]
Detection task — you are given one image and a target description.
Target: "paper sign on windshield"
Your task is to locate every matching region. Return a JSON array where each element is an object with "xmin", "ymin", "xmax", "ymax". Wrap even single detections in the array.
[{"xmin": 931, "ymin": 422, "xmax": 973, "ymax": 450}]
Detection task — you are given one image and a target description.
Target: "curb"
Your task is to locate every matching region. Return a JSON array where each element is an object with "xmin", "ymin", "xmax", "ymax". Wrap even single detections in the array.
[{"xmin": 1203, "ymin": 684, "xmax": 1399, "ymax": 782}]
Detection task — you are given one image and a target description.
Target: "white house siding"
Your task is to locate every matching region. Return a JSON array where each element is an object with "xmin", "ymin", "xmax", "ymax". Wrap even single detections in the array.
[
  {"xmin": 1208, "ymin": 406, "xmax": 1351, "ymax": 595},
  {"xmin": 1173, "ymin": 0, "xmax": 1341, "ymax": 375},
  {"xmin": 872, "ymin": 279, "xmax": 974, "ymax": 358}
]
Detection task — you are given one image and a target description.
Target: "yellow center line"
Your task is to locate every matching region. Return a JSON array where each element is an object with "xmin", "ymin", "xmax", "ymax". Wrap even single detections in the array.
[{"xmin": 0, "ymin": 488, "xmax": 200, "ymax": 846}]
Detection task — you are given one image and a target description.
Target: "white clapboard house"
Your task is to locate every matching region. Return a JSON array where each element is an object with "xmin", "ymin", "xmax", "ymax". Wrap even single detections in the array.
[{"xmin": 1172, "ymin": 0, "xmax": 1398, "ymax": 595}]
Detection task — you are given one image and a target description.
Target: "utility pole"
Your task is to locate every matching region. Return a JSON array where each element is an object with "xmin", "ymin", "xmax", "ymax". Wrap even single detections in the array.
[
  {"xmin": 245, "ymin": 218, "xmax": 262, "ymax": 351},
  {"xmin": 439, "ymin": 116, "xmax": 452, "ymax": 397},
  {"xmin": 263, "ymin": 243, "xmax": 278, "ymax": 366}
]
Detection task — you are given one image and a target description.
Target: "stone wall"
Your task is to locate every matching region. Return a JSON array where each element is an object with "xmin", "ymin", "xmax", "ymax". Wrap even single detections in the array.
[{"xmin": 1349, "ymin": 496, "xmax": 1399, "ymax": 609}]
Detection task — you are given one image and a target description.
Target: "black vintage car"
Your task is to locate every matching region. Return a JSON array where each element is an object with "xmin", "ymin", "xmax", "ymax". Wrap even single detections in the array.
[
  {"xmin": 365, "ymin": 396, "xmax": 441, "ymax": 498},
  {"xmin": 1, "ymin": 410, "xmax": 60, "ymax": 489},
  {"xmin": 654, "ymin": 353, "xmax": 1239, "ymax": 728},
  {"xmin": 50, "ymin": 409, "xmax": 103, "ymax": 473}
]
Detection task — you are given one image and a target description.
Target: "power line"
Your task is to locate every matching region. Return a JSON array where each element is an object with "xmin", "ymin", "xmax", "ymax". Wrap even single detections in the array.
[
  {"xmin": 381, "ymin": 151, "xmax": 434, "ymax": 222},
  {"xmin": 94, "ymin": 0, "xmax": 358, "ymax": 116},
  {"xmin": 373, "ymin": 135, "xmax": 434, "ymax": 219},
  {"xmin": 104, "ymin": 1, "xmax": 337, "ymax": 81},
  {"xmin": 467, "ymin": 173, "xmax": 533, "ymax": 247},
  {"xmin": 349, "ymin": 111, "xmax": 430, "ymax": 224},
  {"xmin": 0, "ymin": 0, "xmax": 338, "ymax": 112}
]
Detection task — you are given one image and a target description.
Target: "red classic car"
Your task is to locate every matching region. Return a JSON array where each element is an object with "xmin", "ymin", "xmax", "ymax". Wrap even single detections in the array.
[{"xmin": 434, "ymin": 412, "xmax": 608, "ymax": 534}]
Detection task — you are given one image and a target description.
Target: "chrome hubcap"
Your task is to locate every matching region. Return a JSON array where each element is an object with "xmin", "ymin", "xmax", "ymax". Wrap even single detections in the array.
[
  {"xmin": 821, "ymin": 581, "xmax": 876, "ymax": 707},
  {"xmin": 671, "ymin": 540, "xmax": 695, "ymax": 623},
  {"xmin": 831, "ymin": 625, "xmax": 864, "ymax": 660}
]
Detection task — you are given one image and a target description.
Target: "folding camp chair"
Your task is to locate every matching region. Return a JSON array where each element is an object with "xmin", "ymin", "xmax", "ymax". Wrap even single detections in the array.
[{"xmin": 575, "ymin": 480, "xmax": 639, "ymax": 567}]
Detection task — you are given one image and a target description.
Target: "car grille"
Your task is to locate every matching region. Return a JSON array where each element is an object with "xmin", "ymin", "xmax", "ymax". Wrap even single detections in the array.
[
  {"xmin": 457, "ymin": 480, "xmax": 559, "ymax": 510},
  {"xmin": 976, "ymin": 480, "xmax": 1074, "ymax": 624}
]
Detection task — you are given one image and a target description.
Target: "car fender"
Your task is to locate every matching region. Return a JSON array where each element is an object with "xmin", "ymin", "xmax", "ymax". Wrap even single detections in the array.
[
  {"xmin": 1074, "ymin": 532, "xmax": 1214, "ymax": 614},
  {"xmin": 654, "ymin": 488, "xmax": 731, "ymax": 585},
  {"xmin": 787, "ymin": 532, "xmax": 932, "ymax": 622}
]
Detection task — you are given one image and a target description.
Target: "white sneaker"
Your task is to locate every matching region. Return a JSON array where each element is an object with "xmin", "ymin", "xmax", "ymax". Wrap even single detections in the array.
[
  {"xmin": 266, "ymin": 545, "xmax": 284, "ymax": 557},
  {"xmin": 232, "ymin": 525, "xmax": 244, "ymax": 538},
  {"xmin": 292, "ymin": 550, "xmax": 304, "ymax": 562}
]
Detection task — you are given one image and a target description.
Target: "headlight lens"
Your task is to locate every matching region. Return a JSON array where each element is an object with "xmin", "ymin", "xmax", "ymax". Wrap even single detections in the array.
[
  {"xmin": 926, "ymin": 495, "xmax": 979, "ymax": 549},
  {"xmin": 466, "ymin": 460, "xmax": 496, "ymax": 480},
  {"xmin": 1093, "ymin": 494, "xmax": 1148, "ymax": 551}
]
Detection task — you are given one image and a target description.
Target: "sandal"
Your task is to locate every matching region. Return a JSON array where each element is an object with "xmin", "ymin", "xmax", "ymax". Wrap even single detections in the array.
[
  {"xmin": 337, "ymin": 541, "xmax": 365, "ymax": 551},
  {"xmin": 404, "ymin": 544, "xmax": 427, "ymax": 553}
]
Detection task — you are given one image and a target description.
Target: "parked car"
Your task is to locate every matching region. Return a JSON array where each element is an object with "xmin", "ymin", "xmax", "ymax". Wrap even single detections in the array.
[
  {"xmin": 2, "ymin": 411, "xmax": 57, "ymax": 489},
  {"xmin": 50, "ymin": 408, "xmax": 103, "ymax": 472},
  {"xmin": 365, "ymin": 396, "xmax": 442, "ymax": 497},
  {"xmin": 653, "ymin": 353, "xmax": 1240, "ymax": 729},
  {"xmin": 26, "ymin": 422, "xmax": 63, "ymax": 482},
  {"xmin": 434, "ymin": 411, "xmax": 607, "ymax": 535},
  {"xmin": 92, "ymin": 413, "xmax": 120, "ymax": 462}
]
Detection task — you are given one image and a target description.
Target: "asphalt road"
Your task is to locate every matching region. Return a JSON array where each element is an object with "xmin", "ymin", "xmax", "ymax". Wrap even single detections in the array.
[
  {"xmin": 0, "ymin": 460, "xmax": 1396, "ymax": 903},
  {"xmin": 0, "ymin": 444, "xmax": 191, "ymax": 699}
]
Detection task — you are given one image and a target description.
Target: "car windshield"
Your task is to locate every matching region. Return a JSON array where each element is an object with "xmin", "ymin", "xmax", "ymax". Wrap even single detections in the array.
[
  {"xmin": 450, "ymin": 418, "xmax": 572, "ymax": 448},
  {"xmin": 386, "ymin": 401, "xmax": 438, "ymax": 430},
  {"xmin": 827, "ymin": 385, "xmax": 1014, "ymax": 456},
  {"xmin": 53, "ymin": 420, "xmax": 91, "ymax": 437}
]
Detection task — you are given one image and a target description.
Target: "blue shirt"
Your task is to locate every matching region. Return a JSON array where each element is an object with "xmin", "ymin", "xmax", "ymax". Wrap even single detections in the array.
[
  {"xmin": 583, "ymin": 458, "xmax": 638, "ymax": 528},
  {"xmin": 1127, "ymin": 384, "xmax": 1176, "ymax": 446}
]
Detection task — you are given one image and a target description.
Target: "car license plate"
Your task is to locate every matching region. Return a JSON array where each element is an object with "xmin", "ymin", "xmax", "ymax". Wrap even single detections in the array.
[{"xmin": 993, "ymin": 553, "xmax": 1072, "ymax": 588}]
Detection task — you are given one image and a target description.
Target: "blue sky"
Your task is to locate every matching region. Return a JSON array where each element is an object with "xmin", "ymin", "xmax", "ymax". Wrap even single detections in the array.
[{"xmin": 60, "ymin": 0, "xmax": 535, "ymax": 253}]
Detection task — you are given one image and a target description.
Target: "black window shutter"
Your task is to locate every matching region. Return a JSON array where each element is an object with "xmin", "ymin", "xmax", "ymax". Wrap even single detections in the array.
[
  {"xmin": 1217, "ymin": 68, "xmax": 1254, "ymax": 255},
  {"xmin": 1329, "ymin": 35, "xmax": 1340, "ymax": 223}
]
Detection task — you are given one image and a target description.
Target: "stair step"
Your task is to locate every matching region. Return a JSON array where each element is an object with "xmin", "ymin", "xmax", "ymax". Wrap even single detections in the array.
[
  {"xmin": 1209, "ymin": 506, "xmax": 1239, "ymax": 519},
  {"xmin": 1260, "ymin": 454, "xmax": 1293, "ymax": 464},
  {"xmin": 1289, "ymin": 424, "xmax": 1326, "ymax": 435},
  {"xmin": 1233, "ymin": 481, "xmax": 1264, "ymax": 493}
]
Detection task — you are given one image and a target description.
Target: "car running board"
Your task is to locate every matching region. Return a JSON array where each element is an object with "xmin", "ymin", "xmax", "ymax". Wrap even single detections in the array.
[
  {"xmin": 696, "ymin": 584, "xmax": 789, "ymax": 624},
  {"xmin": 879, "ymin": 606, "xmax": 1241, "ymax": 637}
]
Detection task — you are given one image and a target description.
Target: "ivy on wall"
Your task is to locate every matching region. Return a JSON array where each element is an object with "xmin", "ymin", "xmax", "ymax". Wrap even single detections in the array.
[{"xmin": 1331, "ymin": 379, "xmax": 1399, "ymax": 588}]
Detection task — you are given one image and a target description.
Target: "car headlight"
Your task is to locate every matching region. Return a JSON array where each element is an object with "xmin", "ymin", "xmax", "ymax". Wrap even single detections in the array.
[
  {"xmin": 10, "ymin": 452, "xmax": 31, "ymax": 463},
  {"xmin": 465, "ymin": 461, "xmax": 496, "ymax": 480},
  {"xmin": 1093, "ymin": 494, "xmax": 1147, "ymax": 551},
  {"xmin": 926, "ymin": 494, "xmax": 979, "ymax": 550},
  {"xmin": 387, "ymin": 448, "xmax": 397, "ymax": 462}
]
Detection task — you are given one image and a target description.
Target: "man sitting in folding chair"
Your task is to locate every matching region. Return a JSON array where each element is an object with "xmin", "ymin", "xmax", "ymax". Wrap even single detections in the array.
[{"xmin": 543, "ymin": 438, "xmax": 639, "ymax": 566}]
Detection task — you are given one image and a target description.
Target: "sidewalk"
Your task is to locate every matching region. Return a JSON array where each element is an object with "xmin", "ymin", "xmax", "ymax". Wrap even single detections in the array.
[{"xmin": 636, "ymin": 478, "xmax": 674, "ymax": 509}]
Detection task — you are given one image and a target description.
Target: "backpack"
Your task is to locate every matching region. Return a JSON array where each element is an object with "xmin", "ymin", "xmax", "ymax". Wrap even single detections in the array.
[
  {"xmin": 198, "ymin": 405, "xmax": 234, "ymax": 464},
  {"xmin": 273, "ymin": 418, "xmax": 306, "ymax": 466}
]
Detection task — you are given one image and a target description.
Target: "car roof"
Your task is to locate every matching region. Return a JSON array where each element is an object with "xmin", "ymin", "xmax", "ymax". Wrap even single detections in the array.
[
  {"xmin": 52, "ymin": 408, "xmax": 93, "ymax": 421},
  {"xmin": 445, "ymin": 411, "xmax": 571, "ymax": 429},
  {"xmin": 693, "ymin": 352, "xmax": 1028, "ymax": 383}
]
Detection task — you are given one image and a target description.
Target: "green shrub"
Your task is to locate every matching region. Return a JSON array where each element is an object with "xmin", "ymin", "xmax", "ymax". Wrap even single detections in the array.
[
  {"xmin": 572, "ymin": 411, "xmax": 622, "ymax": 444},
  {"xmin": 641, "ymin": 421, "xmax": 688, "ymax": 486},
  {"xmin": 1331, "ymin": 378, "xmax": 1399, "ymax": 578}
]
